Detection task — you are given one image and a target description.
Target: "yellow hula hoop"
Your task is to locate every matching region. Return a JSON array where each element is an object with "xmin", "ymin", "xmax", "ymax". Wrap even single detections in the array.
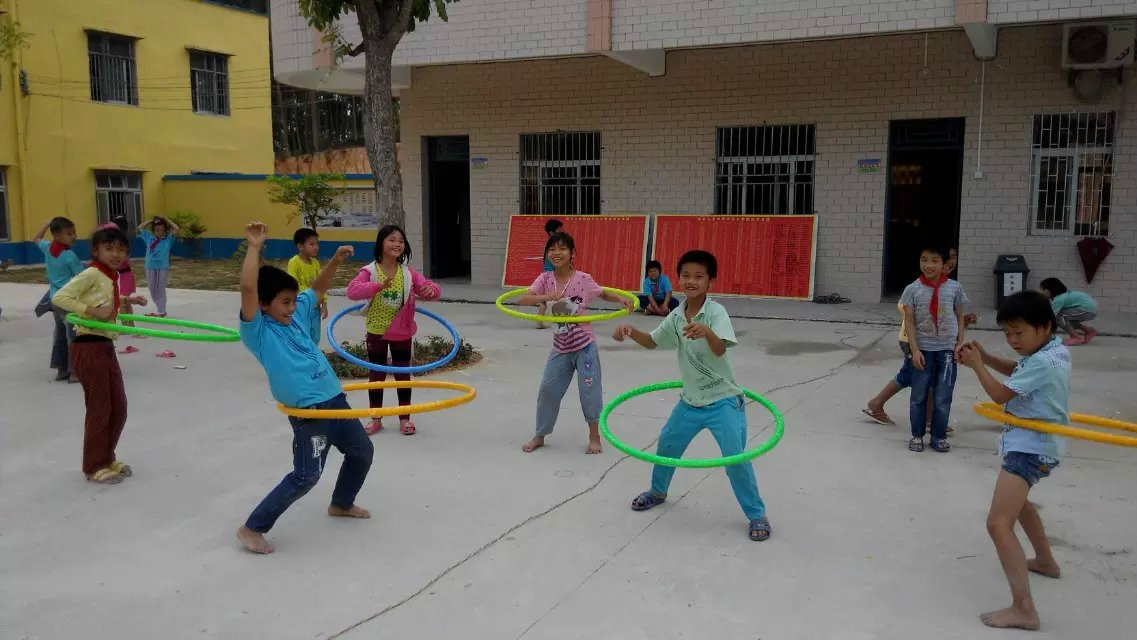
[
  {"xmin": 973, "ymin": 402, "xmax": 1137, "ymax": 448},
  {"xmin": 277, "ymin": 381, "xmax": 476, "ymax": 419},
  {"xmin": 495, "ymin": 287, "xmax": 639, "ymax": 323}
]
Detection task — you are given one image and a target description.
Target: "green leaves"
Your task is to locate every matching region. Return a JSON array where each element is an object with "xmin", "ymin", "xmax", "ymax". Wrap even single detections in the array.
[{"xmin": 266, "ymin": 173, "xmax": 348, "ymax": 229}]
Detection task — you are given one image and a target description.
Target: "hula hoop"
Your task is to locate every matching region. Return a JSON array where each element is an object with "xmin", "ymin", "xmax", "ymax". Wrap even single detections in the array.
[
  {"xmin": 66, "ymin": 313, "xmax": 239, "ymax": 342},
  {"xmin": 973, "ymin": 402, "xmax": 1137, "ymax": 448},
  {"xmin": 495, "ymin": 287, "xmax": 639, "ymax": 323},
  {"xmin": 277, "ymin": 380, "xmax": 476, "ymax": 419},
  {"xmin": 599, "ymin": 380, "xmax": 784, "ymax": 468},
  {"xmin": 328, "ymin": 304, "xmax": 460, "ymax": 374}
]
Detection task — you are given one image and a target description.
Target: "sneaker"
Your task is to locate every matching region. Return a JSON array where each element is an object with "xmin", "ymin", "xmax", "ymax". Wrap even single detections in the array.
[
  {"xmin": 1063, "ymin": 335, "xmax": 1086, "ymax": 346},
  {"xmin": 68, "ymin": 374, "xmax": 80, "ymax": 384},
  {"xmin": 1084, "ymin": 327, "xmax": 1098, "ymax": 343},
  {"xmin": 364, "ymin": 419, "xmax": 383, "ymax": 436},
  {"xmin": 55, "ymin": 370, "xmax": 70, "ymax": 382}
]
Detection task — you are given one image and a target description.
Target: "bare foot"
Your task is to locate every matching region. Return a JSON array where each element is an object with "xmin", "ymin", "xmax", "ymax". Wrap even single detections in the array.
[
  {"xmin": 586, "ymin": 435, "xmax": 603, "ymax": 454},
  {"xmin": 237, "ymin": 526, "xmax": 274, "ymax": 554},
  {"xmin": 979, "ymin": 607, "xmax": 1040, "ymax": 630},
  {"xmin": 522, "ymin": 436, "xmax": 545, "ymax": 453},
  {"xmin": 328, "ymin": 504, "xmax": 371, "ymax": 519},
  {"xmin": 1027, "ymin": 557, "xmax": 1061, "ymax": 578}
]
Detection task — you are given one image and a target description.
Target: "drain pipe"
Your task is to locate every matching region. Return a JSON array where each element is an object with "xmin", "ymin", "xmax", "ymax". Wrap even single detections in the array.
[{"xmin": 975, "ymin": 60, "xmax": 986, "ymax": 180}]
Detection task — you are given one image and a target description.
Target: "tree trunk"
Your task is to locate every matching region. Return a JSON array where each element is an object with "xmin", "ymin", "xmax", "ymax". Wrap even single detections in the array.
[{"xmin": 356, "ymin": 1, "xmax": 410, "ymax": 229}]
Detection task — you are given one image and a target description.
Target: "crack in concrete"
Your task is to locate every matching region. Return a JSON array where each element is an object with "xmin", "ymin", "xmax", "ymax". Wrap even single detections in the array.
[{"xmin": 328, "ymin": 329, "xmax": 888, "ymax": 639}]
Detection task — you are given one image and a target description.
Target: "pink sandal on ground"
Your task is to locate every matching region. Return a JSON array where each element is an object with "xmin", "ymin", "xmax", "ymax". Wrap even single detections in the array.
[
  {"xmin": 400, "ymin": 419, "xmax": 416, "ymax": 436},
  {"xmin": 155, "ymin": 350, "xmax": 176, "ymax": 358},
  {"xmin": 364, "ymin": 419, "xmax": 383, "ymax": 436},
  {"xmin": 119, "ymin": 345, "xmax": 140, "ymax": 354}
]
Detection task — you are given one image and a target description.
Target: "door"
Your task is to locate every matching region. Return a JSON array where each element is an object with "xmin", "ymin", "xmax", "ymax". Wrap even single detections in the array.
[
  {"xmin": 883, "ymin": 118, "xmax": 965, "ymax": 297},
  {"xmin": 426, "ymin": 136, "xmax": 471, "ymax": 279}
]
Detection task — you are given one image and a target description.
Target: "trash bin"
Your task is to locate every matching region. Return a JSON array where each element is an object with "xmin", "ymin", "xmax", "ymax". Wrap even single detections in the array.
[{"xmin": 993, "ymin": 255, "xmax": 1029, "ymax": 309}]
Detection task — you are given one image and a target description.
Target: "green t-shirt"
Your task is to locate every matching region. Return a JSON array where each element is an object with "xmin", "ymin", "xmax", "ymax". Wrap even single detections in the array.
[
  {"xmin": 1050, "ymin": 291, "xmax": 1097, "ymax": 315},
  {"xmin": 649, "ymin": 298, "xmax": 739, "ymax": 407}
]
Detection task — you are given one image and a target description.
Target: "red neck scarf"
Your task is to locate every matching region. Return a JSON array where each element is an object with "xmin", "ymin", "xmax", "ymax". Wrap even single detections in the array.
[
  {"xmin": 91, "ymin": 260, "xmax": 121, "ymax": 314},
  {"xmin": 48, "ymin": 241, "xmax": 69, "ymax": 258},
  {"xmin": 919, "ymin": 274, "xmax": 945, "ymax": 330}
]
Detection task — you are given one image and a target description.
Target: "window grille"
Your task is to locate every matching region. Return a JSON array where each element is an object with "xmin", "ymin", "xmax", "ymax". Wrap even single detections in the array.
[
  {"xmin": 1030, "ymin": 112, "xmax": 1114, "ymax": 236},
  {"xmin": 190, "ymin": 51, "xmax": 229, "ymax": 116},
  {"xmin": 715, "ymin": 125, "xmax": 815, "ymax": 215},
  {"xmin": 88, "ymin": 32, "xmax": 138, "ymax": 105},
  {"xmin": 95, "ymin": 172, "xmax": 144, "ymax": 228},
  {"xmin": 520, "ymin": 132, "xmax": 601, "ymax": 215}
]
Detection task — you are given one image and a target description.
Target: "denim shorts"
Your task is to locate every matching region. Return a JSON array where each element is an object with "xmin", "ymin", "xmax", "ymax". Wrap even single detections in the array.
[
  {"xmin": 895, "ymin": 341, "xmax": 914, "ymax": 389},
  {"xmin": 1002, "ymin": 451, "xmax": 1059, "ymax": 487}
]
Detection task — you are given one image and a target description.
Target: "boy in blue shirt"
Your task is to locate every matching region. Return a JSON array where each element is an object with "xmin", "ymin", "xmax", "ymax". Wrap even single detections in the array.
[
  {"xmin": 33, "ymin": 217, "xmax": 85, "ymax": 381},
  {"xmin": 139, "ymin": 215, "xmax": 179, "ymax": 317},
  {"xmin": 957, "ymin": 291, "xmax": 1068, "ymax": 631},
  {"xmin": 1039, "ymin": 277, "xmax": 1098, "ymax": 346},
  {"xmin": 638, "ymin": 259, "xmax": 679, "ymax": 316},
  {"xmin": 236, "ymin": 222, "xmax": 373, "ymax": 555}
]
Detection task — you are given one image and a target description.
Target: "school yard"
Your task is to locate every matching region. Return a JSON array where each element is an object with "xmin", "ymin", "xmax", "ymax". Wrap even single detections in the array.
[{"xmin": 1, "ymin": 281, "xmax": 1135, "ymax": 640}]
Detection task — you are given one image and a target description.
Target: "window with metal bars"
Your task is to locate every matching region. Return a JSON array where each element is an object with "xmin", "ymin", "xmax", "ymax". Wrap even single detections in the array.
[
  {"xmin": 520, "ymin": 132, "xmax": 601, "ymax": 215},
  {"xmin": 0, "ymin": 168, "xmax": 9, "ymax": 240},
  {"xmin": 95, "ymin": 172, "xmax": 144, "ymax": 228},
  {"xmin": 1030, "ymin": 112, "xmax": 1114, "ymax": 236},
  {"xmin": 190, "ymin": 51, "xmax": 230, "ymax": 116},
  {"xmin": 715, "ymin": 125, "xmax": 815, "ymax": 215},
  {"xmin": 88, "ymin": 32, "xmax": 138, "ymax": 105}
]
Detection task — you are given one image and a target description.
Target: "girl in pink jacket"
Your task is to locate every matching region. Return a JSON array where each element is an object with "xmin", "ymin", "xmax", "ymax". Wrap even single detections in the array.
[{"xmin": 347, "ymin": 225, "xmax": 441, "ymax": 436}]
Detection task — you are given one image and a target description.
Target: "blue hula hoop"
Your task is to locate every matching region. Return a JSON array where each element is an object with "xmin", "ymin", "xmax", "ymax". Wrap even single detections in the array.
[{"xmin": 327, "ymin": 303, "xmax": 461, "ymax": 374}]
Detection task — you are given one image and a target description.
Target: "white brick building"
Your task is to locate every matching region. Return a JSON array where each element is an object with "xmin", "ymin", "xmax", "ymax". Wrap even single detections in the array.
[{"xmin": 271, "ymin": 0, "xmax": 1137, "ymax": 311}]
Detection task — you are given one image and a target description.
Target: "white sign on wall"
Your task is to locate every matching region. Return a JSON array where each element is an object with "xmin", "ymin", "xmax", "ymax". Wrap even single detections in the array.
[{"xmin": 319, "ymin": 188, "xmax": 379, "ymax": 229}]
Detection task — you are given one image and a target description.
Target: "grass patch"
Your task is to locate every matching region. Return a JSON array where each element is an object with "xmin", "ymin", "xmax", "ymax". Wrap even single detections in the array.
[{"xmin": 325, "ymin": 336, "xmax": 482, "ymax": 379}]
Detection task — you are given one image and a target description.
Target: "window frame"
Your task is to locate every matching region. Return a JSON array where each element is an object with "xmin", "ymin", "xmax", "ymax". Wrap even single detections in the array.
[
  {"xmin": 714, "ymin": 124, "xmax": 816, "ymax": 216},
  {"xmin": 189, "ymin": 50, "xmax": 231, "ymax": 116},
  {"xmin": 519, "ymin": 132, "xmax": 602, "ymax": 216},
  {"xmin": 87, "ymin": 31, "xmax": 139, "ymax": 106},
  {"xmin": 94, "ymin": 172, "xmax": 144, "ymax": 229},
  {"xmin": 1028, "ymin": 112, "xmax": 1114, "ymax": 237}
]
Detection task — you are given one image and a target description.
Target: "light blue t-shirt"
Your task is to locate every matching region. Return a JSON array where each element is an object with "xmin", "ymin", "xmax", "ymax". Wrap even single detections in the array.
[
  {"xmin": 239, "ymin": 289, "xmax": 341, "ymax": 409},
  {"xmin": 999, "ymin": 337, "xmax": 1070, "ymax": 459},
  {"xmin": 899, "ymin": 278, "xmax": 968, "ymax": 352},
  {"xmin": 36, "ymin": 240, "xmax": 86, "ymax": 295},
  {"xmin": 642, "ymin": 275, "xmax": 673, "ymax": 298},
  {"xmin": 1050, "ymin": 291, "xmax": 1098, "ymax": 315},
  {"xmin": 139, "ymin": 229, "xmax": 175, "ymax": 271},
  {"xmin": 649, "ymin": 298, "xmax": 739, "ymax": 407}
]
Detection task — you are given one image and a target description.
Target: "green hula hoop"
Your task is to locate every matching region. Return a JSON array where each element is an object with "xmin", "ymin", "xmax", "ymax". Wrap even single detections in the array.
[
  {"xmin": 66, "ymin": 313, "xmax": 240, "ymax": 342},
  {"xmin": 599, "ymin": 380, "xmax": 784, "ymax": 468},
  {"xmin": 496, "ymin": 287, "xmax": 639, "ymax": 323}
]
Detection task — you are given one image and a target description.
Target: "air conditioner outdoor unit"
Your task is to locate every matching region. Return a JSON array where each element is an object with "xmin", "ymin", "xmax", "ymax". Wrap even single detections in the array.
[{"xmin": 1062, "ymin": 21, "xmax": 1136, "ymax": 69}]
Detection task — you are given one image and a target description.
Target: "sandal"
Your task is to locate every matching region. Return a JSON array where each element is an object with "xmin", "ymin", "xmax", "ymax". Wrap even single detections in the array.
[
  {"xmin": 88, "ymin": 467, "xmax": 124, "ymax": 484},
  {"xmin": 400, "ymin": 419, "xmax": 416, "ymax": 436},
  {"xmin": 631, "ymin": 492, "xmax": 665, "ymax": 511},
  {"xmin": 861, "ymin": 408, "xmax": 894, "ymax": 426},
  {"xmin": 749, "ymin": 517, "xmax": 772, "ymax": 542},
  {"xmin": 908, "ymin": 437, "xmax": 924, "ymax": 452},
  {"xmin": 364, "ymin": 419, "xmax": 383, "ymax": 436},
  {"xmin": 110, "ymin": 460, "xmax": 133, "ymax": 477},
  {"xmin": 930, "ymin": 438, "xmax": 951, "ymax": 453}
]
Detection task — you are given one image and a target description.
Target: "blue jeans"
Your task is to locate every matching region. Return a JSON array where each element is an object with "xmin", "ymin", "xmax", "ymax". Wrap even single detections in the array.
[
  {"xmin": 909, "ymin": 349, "xmax": 957, "ymax": 440},
  {"xmin": 535, "ymin": 342, "xmax": 603, "ymax": 436},
  {"xmin": 51, "ymin": 305, "xmax": 77, "ymax": 372},
  {"xmin": 1001, "ymin": 451, "xmax": 1059, "ymax": 487},
  {"xmin": 650, "ymin": 396, "xmax": 766, "ymax": 520},
  {"xmin": 894, "ymin": 341, "xmax": 913, "ymax": 389},
  {"xmin": 245, "ymin": 394, "xmax": 374, "ymax": 532}
]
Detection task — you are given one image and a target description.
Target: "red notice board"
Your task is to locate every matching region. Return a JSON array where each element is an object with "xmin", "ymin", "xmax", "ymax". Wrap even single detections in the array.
[
  {"xmin": 652, "ymin": 215, "xmax": 817, "ymax": 299},
  {"xmin": 502, "ymin": 215, "xmax": 648, "ymax": 291}
]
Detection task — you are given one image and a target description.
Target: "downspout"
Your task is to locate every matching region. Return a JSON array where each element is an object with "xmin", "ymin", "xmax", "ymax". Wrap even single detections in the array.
[{"xmin": 7, "ymin": 0, "xmax": 31, "ymax": 249}]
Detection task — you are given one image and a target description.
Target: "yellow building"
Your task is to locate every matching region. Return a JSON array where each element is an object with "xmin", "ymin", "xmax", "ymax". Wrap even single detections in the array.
[{"xmin": 0, "ymin": 0, "xmax": 275, "ymax": 262}]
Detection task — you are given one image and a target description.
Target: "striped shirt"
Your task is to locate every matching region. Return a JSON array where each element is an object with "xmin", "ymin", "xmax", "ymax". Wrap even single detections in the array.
[{"xmin": 528, "ymin": 270, "xmax": 604, "ymax": 353}]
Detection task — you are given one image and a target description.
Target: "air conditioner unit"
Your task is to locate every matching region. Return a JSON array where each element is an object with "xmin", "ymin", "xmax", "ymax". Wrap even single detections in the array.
[{"xmin": 1062, "ymin": 21, "xmax": 1136, "ymax": 69}]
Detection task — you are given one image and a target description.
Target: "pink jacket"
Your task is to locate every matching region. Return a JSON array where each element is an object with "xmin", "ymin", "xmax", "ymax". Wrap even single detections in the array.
[{"xmin": 346, "ymin": 262, "xmax": 441, "ymax": 341}]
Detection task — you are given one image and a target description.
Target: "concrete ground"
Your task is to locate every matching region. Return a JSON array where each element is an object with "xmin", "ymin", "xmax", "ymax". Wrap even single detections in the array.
[{"xmin": 1, "ymin": 281, "xmax": 1135, "ymax": 640}]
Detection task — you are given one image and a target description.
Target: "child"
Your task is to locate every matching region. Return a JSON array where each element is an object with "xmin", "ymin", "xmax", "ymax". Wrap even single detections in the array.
[
  {"xmin": 236, "ymin": 222, "xmax": 373, "ymax": 555},
  {"xmin": 346, "ymin": 225, "xmax": 440, "ymax": 436},
  {"xmin": 957, "ymin": 291, "xmax": 1068, "ymax": 631},
  {"xmin": 900, "ymin": 244, "xmax": 968, "ymax": 453},
  {"xmin": 287, "ymin": 228, "xmax": 328, "ymax": 330},
  {"xmin": 613, "ymin": 250, "xmax": 771, "ymax": 541},
  {"xmin": 52, "ymin": 225, "xmax": 148, "ymax": 484},
  {"xmin": 33, "ymin": 217, "xmax": 85, "ymax": 382},
  {"xmin": 638, "ymin": 259, "xmax": 679, "ymax": 316},
  {"xmin": 139, "ymin": 215, "xmax": 179, "ymax": 317},
  {"xmin": 536, "ymin": 218, "xmax": 564, "ymax": 329},
  {"xmin": 110, "ymin": 215, "xmax": 138, "ymax": 330},
  {"xmin": 1039, "ymin": 277, "xmax": 1098, "ymax": 346},
  {"xmin": 518, "ymin": 231, "xmax": 633, "ymax": 454}
]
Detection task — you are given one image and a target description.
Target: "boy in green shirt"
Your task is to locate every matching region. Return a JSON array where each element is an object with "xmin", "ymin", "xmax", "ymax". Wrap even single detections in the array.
[
  {"xmin": 1039, "ymin": 277, "xmax": 1098, "ymax": 346},
  {"xmin": 613, "ymin": 250, "xmax": 770, "ymax": 541}
]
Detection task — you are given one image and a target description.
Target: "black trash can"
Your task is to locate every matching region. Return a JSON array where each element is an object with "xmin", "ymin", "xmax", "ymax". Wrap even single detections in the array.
[{"xmin": 993, "ymin": 255, "xmax": 1029, "ymax": 310}]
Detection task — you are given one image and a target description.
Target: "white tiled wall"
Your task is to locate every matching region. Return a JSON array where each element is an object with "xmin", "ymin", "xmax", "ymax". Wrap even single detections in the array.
[{"xmin": 988, "ymin": 0, "xmax": 1137, "ymax": 23}]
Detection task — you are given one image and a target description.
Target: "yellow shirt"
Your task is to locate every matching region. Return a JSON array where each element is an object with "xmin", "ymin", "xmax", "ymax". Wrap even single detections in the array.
[
  {"xmin": 287, "ymin": 255, "xmax": 325, "ymax": 302},
  {"xmin": 52, "ymin": 267, "xmax": 120, "ymax": 339},
  {"xmin": 365, "ymin": 267, "xmax": 404, "ymax": 335}
]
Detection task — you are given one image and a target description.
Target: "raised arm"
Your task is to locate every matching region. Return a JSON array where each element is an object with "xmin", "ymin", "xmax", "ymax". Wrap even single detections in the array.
[
  {"xmin": 164, "ymin": 216, "xmax": 180, "ymax": 236},
  {"xmin": 240, "ymin": 222, "xmax": 267, "ymax": 322},
  {"xmin": 33, "ymin": 221, "xmax": 51, "ymax": 244},
  {"xmin": 310, "ymin": 246, "xmax": 354, "ymax": 299}
]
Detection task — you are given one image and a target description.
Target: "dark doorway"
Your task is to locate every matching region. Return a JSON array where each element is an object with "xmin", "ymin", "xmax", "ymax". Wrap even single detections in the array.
[
  {"xmin": 425, "ymin": 136, "xmax": 471, "ymax": 279},
  {"xmin": 883, "ymin": 118, "xmax": 965, "ymax": 297}
]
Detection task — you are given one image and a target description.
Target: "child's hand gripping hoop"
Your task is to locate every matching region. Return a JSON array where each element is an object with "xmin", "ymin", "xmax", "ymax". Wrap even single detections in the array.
[
  {"xmin": 600, "ymin": 380, "xmax": 785, "ymax": 468},
  {"xmin": 495, "ymin": 287, "xmax": 639, "ymax": 323},
  {"xmin": 66, "ymin": 313, "xmax": 239, "ymax": 342},
  {"xmin": 276, "ymin": 380, "xmax": 477, "ymax": 418},
  {"xmin": 327, "ymin": 304, "xmax": 461, "ymax": 374},
  {"xmin": 973, "ymin": 402, "xmax": 1137, "ymax": 448}
]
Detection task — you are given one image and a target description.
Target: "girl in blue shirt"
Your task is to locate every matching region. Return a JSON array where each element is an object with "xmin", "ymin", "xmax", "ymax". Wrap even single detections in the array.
[{"xmin": 139, "ymin": 216, "xmax": 179, "ymax": 317}]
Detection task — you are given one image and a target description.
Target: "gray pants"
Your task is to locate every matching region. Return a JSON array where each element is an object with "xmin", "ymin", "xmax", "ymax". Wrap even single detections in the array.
[
  {"xmin": 50, "ymin": 306, "xmax": 77, "ymax": 372},
  {"xmin": 535, "ymin": 342, "xmax": 603, "ymax": 437},
  {"xmin": 1056, "ymin": 307, "xmax": 1096, "ymax": 335},
  {"xmin": 147, "ymin": 268, "xmax": 169, "ymax": 315}
]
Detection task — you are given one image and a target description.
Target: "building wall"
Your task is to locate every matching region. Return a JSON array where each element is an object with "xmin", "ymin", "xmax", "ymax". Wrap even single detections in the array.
[
  {"xmin": 0, "ymin": 0, "xmax": 274, "ymax": 261},
  {"xmin": 399, "ymin": 24, "xmax": 1136, "ymax": 311},
  {"xmin": 988, "ymin": 0, "xmax": 1137, "ymax": 23}
]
